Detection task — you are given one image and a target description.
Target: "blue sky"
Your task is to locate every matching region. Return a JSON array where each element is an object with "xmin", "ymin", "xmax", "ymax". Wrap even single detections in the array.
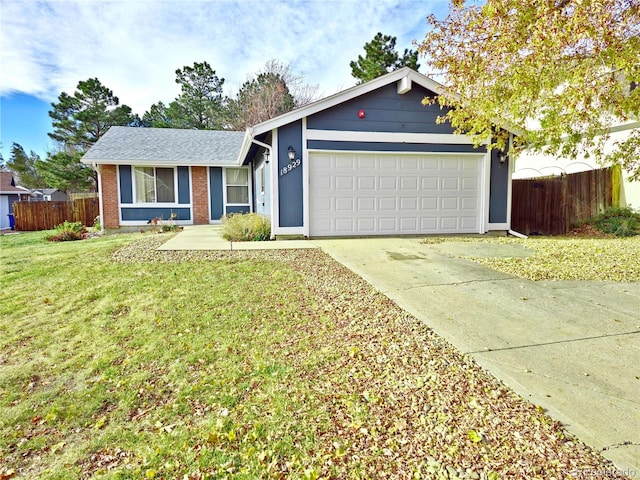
[{"xmin": 0, "ymin": 0, "xmax": 449, "ymax": 163}]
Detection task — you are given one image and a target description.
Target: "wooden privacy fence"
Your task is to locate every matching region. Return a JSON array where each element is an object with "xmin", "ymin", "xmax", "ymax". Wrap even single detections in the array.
[
  {"xmin": 13, "ymin": 197, "xmax": 100, "ymax": 231},
  {"xmin": 511, "ymin": 167, "xmax": 615, "ymax": 235}
]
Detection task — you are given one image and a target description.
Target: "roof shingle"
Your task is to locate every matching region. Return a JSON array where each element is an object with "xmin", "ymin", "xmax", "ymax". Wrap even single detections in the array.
[{"xmin": 82, "ymin": 127, "xmax": 245, "ymax": 166}]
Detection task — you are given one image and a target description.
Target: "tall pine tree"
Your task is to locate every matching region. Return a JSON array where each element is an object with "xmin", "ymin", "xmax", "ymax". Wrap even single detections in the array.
[
  {"xmin": 42, "ymin": 78, "xmax": 135, "ymax": 191},
  {"xmin": 350, "ymin": 33, "xmax": 420, "ymax": 84}
]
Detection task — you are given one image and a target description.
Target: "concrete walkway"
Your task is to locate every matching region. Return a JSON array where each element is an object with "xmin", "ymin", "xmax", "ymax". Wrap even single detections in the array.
[
  {"xmin": 160, "ymin": 227, "xmax": 639, "ymax": 473},
  {"xmin": 157, "ymin": 225, "xmax": 319, "ymax": 250}
]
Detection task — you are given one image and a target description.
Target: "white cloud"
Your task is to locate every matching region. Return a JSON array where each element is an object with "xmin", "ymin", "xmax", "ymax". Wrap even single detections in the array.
[{"xmin": 0, "ymin": 0, "xmax": 446, "ymax": 114}]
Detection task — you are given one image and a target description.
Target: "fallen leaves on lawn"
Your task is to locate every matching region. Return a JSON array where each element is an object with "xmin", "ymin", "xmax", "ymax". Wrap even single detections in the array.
[{"xmin": 467, "ymin": 237, "xmax": 640, "ymax": 282}]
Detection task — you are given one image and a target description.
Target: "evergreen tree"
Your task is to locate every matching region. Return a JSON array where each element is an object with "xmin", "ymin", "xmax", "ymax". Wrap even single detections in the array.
[
  {"xmin": 6, "ymin": 143, "xmax": 48, "ymax": 189},
  {"xmin": 43, "ymin": 78, "xmax": 135, "ymax": 191},
  {"xmin": 350, "ymin": 32, "xmax": 420, "ymax": 84},
  {"xmin": 173, "ymin": 61, "xmax": 225, "ymax": 129}
]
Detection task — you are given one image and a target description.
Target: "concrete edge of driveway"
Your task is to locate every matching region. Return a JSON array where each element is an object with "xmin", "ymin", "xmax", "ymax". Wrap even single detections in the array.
[{"xmin": 157, "ymin": 225, "xmax": 319, "ymax": 251}]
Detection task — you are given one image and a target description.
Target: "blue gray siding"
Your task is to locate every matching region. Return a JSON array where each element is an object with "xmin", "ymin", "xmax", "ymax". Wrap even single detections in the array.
[
  {"xmin": 489, "ymin": 148, "xmax": 510, "ymax": 224},
  {"xmin": 278, "ymin": 121, "xmax": 303, "ymax": 227},
  {"xmin": 177, "ymin": 166, "xmax": 190, "ymax": 204},
  {"xmin": 121, "ymin": 207, "xmax": 191, "ymax": 221},
  {"xmin": 209, "ymin": 167, "xmax": 224, "ymax": 220},
  {"xmin": 226, "ymin": 205, "xmax": 251, "ymax": 215},
  {"xmin": 119, "ymin": 165, "xmax": 133, "ymax": 203},
  {"xmin": 307, "ymin": 141, "xmax": 485, "ymax": 154},
  {"xmin": 307, "ymin": 84, "xmax": 454, "ymax": 134}
]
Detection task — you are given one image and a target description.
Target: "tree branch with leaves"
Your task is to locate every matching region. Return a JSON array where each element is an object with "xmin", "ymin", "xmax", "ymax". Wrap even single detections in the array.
[{"xmin": 420, "ymin": 0, "xmax": 640, "ymax": 178}]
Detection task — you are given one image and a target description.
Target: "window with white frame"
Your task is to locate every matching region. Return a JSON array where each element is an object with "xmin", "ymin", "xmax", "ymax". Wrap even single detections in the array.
[
  {"xmin": 258, "ymin": 164, "xmax": 265, "ymax": 196},
  {"xmin": 133, "ymin": 167, "xmax": 176, "ymax": 203},
  {"xmin": 226, "ymin": 168, "xmax": 249, "ymax": 204}
]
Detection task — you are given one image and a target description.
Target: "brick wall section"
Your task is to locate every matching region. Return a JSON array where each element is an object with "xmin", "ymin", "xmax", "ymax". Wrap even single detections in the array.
[
  {"xmin": 100, "ymin": 165, "xmax": 120, "ymax": 229},
  {"xmin": 191, "ymin": 166, "xmax": 210, "ymax": 225}
]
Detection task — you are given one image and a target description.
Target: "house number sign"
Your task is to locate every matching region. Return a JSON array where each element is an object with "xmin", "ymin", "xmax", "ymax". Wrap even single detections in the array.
[{"xmin": 280, "ymin": 158, "xmax": 301, "ymax": 176}]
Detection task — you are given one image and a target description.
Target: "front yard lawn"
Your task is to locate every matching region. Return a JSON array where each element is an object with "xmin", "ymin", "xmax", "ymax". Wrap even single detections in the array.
[{"xmin": 0, "ymin": 232, "xmax": 629, "ymax": 479}]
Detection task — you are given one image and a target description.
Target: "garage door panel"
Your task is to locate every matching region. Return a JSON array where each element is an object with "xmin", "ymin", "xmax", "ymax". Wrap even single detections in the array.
[
  {"xmin": 401, "ymin": 177, "xmax": 418, "ymax": 190},
  {"xmin": 309, "ymin": 152, "xmax": 482, "ymax": 236},
  {"xmin": 422, "ymin": 177, "xmax": 439, "ymax": 190},
  {"xmin": 379, "ymin": 198, "xmax": 397, "ymax": 210},
  {"xmin": 441, "ymin": 160, "xmax": 460, "ymax": 171},
  {"xmin": 357, "ymin": 218, "xmax": 376, "ymax": 232},
  {"xmin": 379, "ymin": 218, "xmax": 398, "ymax": 231},
  {"xmin": 461, "ymin": 197, "xmax": 479, "ymax": 210},
  {"xmin": 335, "ymin": 156, "xmax": 355, "ymax": 169},
  {"xmin": 421, "ymin": 217, "xmax": 438, "ymax": 230},
  {"xmin": 461, "ymin": 216, "xmax": 479, "ymax": 229},
  {"xmin": 442, "ymin": 177, "xmax": 460, "ymax": 190},
  {"xmin": 358, "ymin": 197, "xmax": 376, "ymax": 211},
  {"xmin": 421, "ymin": 158, "xmax": 439, "ymax": 170},
  {"xmin": 399, "ymin": 217, "xmax": 418, "ymax": 230},
  {"xmin": 335, "ymin": 197, "xmax": 354, "ymax": 211},
  {"xmin": 422, "ymin": 197, "xmax": 438, "ymax": 210},
  {"xmin": 314, "ymin": 155, "xmax": 332, "ymax": 168},
  {"xmin": 358, "ymin": 157, "xmax": 376, "ymax": 169},
  {"xmin": 401, "ymin": 158, "xmax": 419, "ymax": 169},
  {"xmin": 462, "ymin": 158, "xmax": 479, "ymax": 170},
  {"xmin": 314, "ymin": 197, "xmax": 332, "ymax": 212},
  {"xmin": 441, "ymin": 197, "xmax": 459, "ymax": 210},
  {"xmin": 380, "ymin": 177, "xmax": 397, "ymax": 189},
  {"xmin": 441, "ymin": 217, "xmax": 459, "ymax": 230},
  {"xmin": 462, "ymin": 177, "xmax": 479, "ymax": 190},
  {"xmin": 379, "ymin": 158, "xmax": 398, "ymax": 169},
  {"xmin": 335, "ymin": 218, "xmax": 354, "ymax": 232},
  {"xmin": 400, "ymin": 197, "xmax": 418, "ymax": 210},
  {"xmin": 335, "ymin": 176, "xmax": 354, "ymax": 190},
  {"xmin": 358, "ymin": 176, "xmax": 376, "ymax": 190}
]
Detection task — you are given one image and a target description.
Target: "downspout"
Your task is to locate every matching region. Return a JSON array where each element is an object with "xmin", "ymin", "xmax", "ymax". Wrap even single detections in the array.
[
  {"xmin": 94, "ymin": 163, "xmax": 105, "ymax": 234},
  {"xmin": 249, "ymin": 138, "xmax": 274, "ymax": 239}
]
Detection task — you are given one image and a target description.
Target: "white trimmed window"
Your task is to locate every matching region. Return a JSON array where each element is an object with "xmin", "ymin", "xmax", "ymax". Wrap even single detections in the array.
[
  {"xmin": 134, "ymin": 167, "xmax": 176, "ymax": 203},
  {"xmin": 226, "ymin": 168, "xmax": 249, "ymax": 204}
]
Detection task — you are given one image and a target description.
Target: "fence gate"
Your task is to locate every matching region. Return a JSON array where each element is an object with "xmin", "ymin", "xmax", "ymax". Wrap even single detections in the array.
[{"xmin": 511, "ymin": 167, "xmax": 614, "ymax": 235}]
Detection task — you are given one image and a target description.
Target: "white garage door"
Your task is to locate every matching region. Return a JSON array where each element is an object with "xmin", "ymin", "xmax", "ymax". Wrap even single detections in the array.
[{"xmin": 309, "ymin": 152, "xmax": 483, "ymax": 237}]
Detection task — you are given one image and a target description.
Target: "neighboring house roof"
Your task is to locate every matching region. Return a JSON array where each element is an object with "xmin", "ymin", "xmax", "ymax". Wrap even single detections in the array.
[
  {"xmin": 0, "ymin": 171, "xmax": 31, "ymax": 195},
  {"xmin": 82, "ymin": 127, "xmax": 246, "ymax": 166},
  {"xmin": 42, "ymin": 188, "xmax": 63, "ymax": 195}
]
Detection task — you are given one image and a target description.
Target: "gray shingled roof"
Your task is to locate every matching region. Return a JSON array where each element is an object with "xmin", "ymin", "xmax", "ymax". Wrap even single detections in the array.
[{"xmin": 82, "ymin": 126, "xmax": 246, "ymax": 166}]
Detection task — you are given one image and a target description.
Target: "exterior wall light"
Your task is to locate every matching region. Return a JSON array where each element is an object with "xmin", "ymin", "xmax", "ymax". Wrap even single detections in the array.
[
  {"xmin": 263, "ymin": 149, "xmax": 270, "ymax": 164},
  {"xmin": 499, "ymin": 152, "xmax": 508, "ymax": 164},
  {"xmin": 287, "ymin": 146, "xmax": 296, "ymax": 161}
]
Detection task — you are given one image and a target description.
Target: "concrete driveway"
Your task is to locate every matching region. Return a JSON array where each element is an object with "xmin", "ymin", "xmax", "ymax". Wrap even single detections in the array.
[{"xmin": 315, "ymin": 237, "xmax": 640, "ymax": 474}]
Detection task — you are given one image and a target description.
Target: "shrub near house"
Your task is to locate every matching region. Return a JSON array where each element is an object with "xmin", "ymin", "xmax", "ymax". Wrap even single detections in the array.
[
  {"xmin": 222, "ymin": 213, "xmax": 271, "ymax": 241},
  {"xmin": 46, "ymin": 221, "xmax": 88, "ymax": 242}
]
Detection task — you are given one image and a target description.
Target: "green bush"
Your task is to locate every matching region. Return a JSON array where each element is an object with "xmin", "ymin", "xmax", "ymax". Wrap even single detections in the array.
[
  {"xmin": 592, "ymin": 206, "xmax": 640, "ymax": 237},
  {"xmin": 221, "ymin": 213, "xmax": 271, "ymax": 241},
  {"xmin": 46, "ymin": 221, "xmax": 88, "ymax": 242}
]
